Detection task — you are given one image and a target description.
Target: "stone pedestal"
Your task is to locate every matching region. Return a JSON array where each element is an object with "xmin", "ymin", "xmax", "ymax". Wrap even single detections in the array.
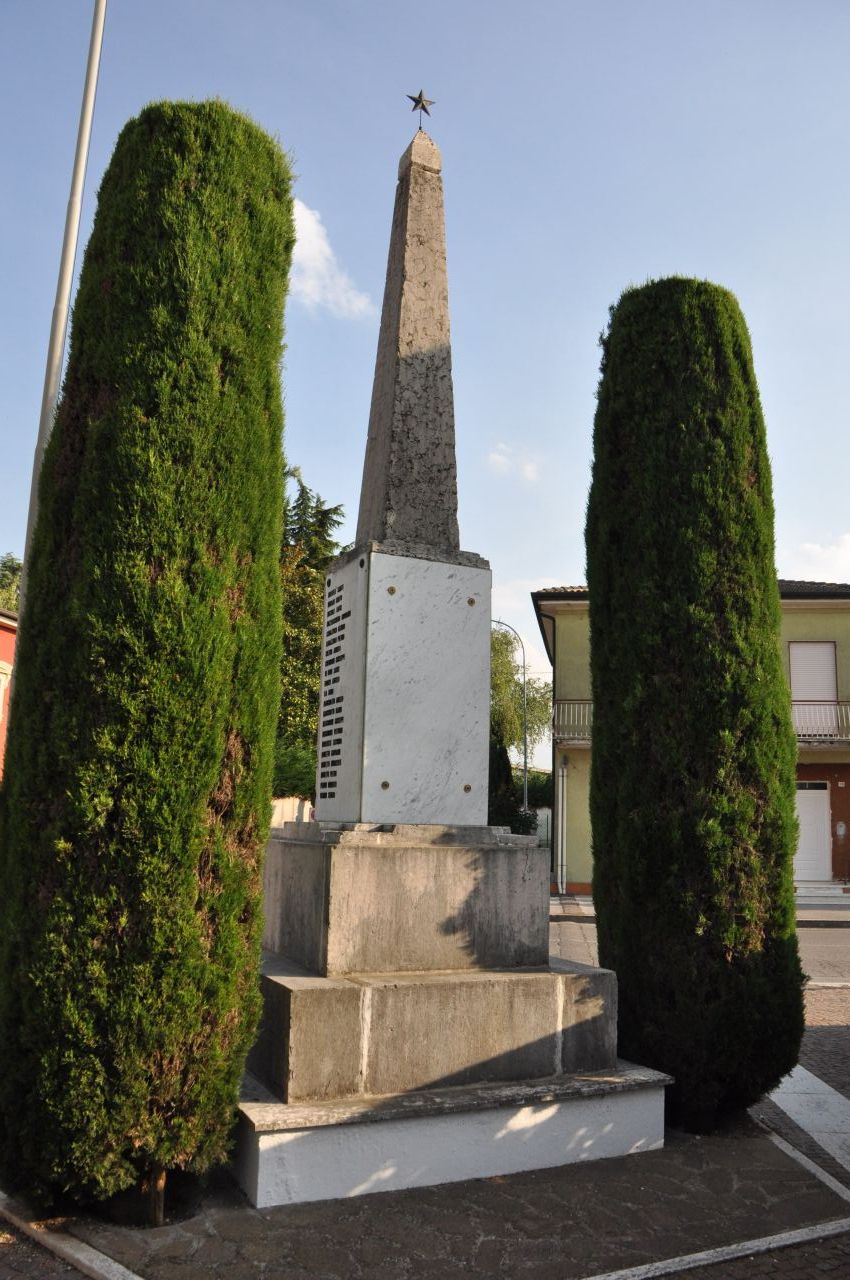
[
  {"xmin": 262, "ymin": 822, "xmax": 548, "ymax": 973},
  {"xmin": 235, "ymin": 823, "xmax": 670, "ymax": 1206}
]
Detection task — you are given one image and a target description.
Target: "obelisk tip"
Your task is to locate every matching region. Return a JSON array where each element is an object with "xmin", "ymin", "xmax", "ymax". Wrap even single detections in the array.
[{"xmin": 398, "ymin": 130, "xmax": 441, "ymax": 179}]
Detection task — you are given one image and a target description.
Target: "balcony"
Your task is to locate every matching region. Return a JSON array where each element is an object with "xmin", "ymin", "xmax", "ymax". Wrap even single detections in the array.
[
  {"xmin": 552, "ymin": 699, "xmax": 850, "ymax": 745},
  {"xmin": 553, "ymin": 700, "xmax": 593, "ymax": 742},
  {"xmin": 792, "ymin": 701, "xmax": 850, "ymax": 743}
]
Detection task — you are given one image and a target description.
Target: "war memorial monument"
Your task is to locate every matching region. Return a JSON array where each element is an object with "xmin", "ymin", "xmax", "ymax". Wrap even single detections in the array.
[{"xmin": 235, "ymin": 123, "xmax": 668, "ymax": 1208}]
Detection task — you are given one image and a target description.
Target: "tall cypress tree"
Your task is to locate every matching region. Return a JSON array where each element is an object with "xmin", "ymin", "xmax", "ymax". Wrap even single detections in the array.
[
  {"xmin": 585, "ymin": 277, "xmax": 803, "ymax": 1128},
  {"xmin": 0, "ymin": 101, "xmax": 293, "ymax": 1216}
]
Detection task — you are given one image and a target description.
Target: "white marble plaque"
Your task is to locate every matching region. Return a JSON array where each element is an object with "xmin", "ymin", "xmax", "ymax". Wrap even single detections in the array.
[
  {"xmin": 362, "ymin": 554, "xmax": 490, "ymax": 823},
  {"xmin": 315, "ymin": 551, "xmax": 490, "ymax": 825}
]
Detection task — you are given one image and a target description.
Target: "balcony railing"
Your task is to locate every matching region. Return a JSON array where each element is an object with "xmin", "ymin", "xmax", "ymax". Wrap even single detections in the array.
[
  {"xmin": 553, "ymin": 700, "xmax": 593, "ymax": 741},
  {"xmin": 552, "ymin": 699, "xmax": 850, "ymax": 744},
  {"xmin": 792, "ymin": 701, "xmax": 850, "ymax": 742}
]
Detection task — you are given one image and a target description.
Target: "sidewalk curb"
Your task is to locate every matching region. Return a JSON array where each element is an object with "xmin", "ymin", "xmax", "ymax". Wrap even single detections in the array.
[{"xmin": 0, "ymin": 1191, "xmax": 144, "ymax": 1280}]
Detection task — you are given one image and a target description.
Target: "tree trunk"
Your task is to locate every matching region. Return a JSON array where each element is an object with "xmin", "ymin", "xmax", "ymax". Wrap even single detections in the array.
[{"xmin": 147, "ymin": 1165, "xmax": 166, "ymax": 1228}]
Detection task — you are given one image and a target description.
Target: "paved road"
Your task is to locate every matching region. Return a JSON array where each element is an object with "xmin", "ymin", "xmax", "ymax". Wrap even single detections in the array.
[
  {"xmin": 796, "ymin": 897, "xmax": 850, "ymax": 985},
  {"xmin": 550, "ymin": 894, "xmax": 850, "ymax": 987}
]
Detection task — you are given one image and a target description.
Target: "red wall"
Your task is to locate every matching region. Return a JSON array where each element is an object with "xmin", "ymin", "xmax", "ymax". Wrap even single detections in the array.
[{"xmin": 0, "ymin": 615, "xmax": 16, "ymax": 778}]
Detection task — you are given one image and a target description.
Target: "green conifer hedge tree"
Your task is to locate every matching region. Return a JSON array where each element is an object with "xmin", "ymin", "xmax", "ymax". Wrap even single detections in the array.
[
  {"xmin": 0, "ymin": 101, "xmax": 293, "ymax": 1216},
  {"xmin": 585, "ymin": 277, "xmax": 803, "ymax": 1128}
]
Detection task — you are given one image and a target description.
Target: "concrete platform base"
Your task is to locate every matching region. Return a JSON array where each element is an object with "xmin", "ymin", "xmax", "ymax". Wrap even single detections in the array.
[{"xmin": 235, "ymin": 1062, "xmax": 669, "ymax": 1207}]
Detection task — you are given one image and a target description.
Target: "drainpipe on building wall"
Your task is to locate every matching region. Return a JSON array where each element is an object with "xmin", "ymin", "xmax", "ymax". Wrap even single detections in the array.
[{"xmin": 555, "ymin": 758, "xmax": 568, "ymax": 896}]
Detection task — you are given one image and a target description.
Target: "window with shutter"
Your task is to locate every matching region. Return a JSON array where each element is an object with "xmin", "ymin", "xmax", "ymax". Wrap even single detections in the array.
[{"xmin": 789, "ymin": 642, "xmax": 838, "ymax": 736}]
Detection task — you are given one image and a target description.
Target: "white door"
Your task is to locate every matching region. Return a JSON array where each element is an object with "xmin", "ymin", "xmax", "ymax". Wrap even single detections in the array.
[{"xmin": 794, "ymin": 784, "xmax": 832, "ymax": 881}]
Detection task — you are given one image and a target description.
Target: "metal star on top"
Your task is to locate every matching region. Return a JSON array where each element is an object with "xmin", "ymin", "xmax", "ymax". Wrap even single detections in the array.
[{"xmin": 407, "ymin": 90, "xmax": 435, "ymax": 127}]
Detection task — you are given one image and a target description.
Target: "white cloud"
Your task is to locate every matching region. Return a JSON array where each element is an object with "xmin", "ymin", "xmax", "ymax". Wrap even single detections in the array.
[
  {"xmin": 291, "ymin": 199, "xmax": 376, "ymax": 320},
  {"xmin": 780, "ymin": 534, "xmax": 850, "ymax": 584},
  {"xmin": 488, "ymin": 443, "xmax": 512, "ymax": 474},
  {"xmin": 487, "ymin": 443, "xmax": 539, "ymax": 483}
]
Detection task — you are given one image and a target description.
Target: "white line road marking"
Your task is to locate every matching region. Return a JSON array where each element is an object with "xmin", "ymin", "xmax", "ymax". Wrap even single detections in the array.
[
  {"xmin": 577, "ymin": 1217, "xmax": 850, "ymax": 1280},
  {"xmin": 771, "ymin": 1065, "xmax": 850, "ymax": 1172},
  {"xmin": 770, "ymin": 1133, "xmax": 850, "ymax": 1202}
]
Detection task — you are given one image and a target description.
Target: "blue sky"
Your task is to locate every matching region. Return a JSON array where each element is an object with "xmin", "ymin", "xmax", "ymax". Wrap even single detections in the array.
[{"xmin": 3, "ymin": 0, "xmax": 850, "ymax": 758}]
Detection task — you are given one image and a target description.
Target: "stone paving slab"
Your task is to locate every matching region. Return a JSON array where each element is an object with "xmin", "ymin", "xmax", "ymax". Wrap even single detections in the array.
[
  {"xmin": 62, "ymin": 1121, "xmax": 849, "ymax": 1280},
  {"xmin": 550, "ymin": 918, "xmax": 598, "ymax": 968}
]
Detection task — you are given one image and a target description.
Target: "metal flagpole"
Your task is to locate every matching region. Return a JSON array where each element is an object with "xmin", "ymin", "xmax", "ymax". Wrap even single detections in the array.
[{"xmin": 18, "ymin": 0, "xmax": 108, "ymax": 620}]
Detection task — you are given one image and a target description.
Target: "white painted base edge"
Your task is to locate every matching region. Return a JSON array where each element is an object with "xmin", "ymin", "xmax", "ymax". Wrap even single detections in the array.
[{"xmin": 234, "ymin": 1086, "xmax": 666, "ymax": 1209}]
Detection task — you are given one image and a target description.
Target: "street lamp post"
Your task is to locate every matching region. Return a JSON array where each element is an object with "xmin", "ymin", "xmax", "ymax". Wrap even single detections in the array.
[{"xmin": 493, "ymin": 618, "xmax": 528, "ymax": 812}]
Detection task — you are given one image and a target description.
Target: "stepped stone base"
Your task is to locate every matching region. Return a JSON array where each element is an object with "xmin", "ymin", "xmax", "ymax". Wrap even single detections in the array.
[
  {"xmin": 235, "ymin": 1063, "xmax": 670, "ymax": 1208},
  {"xmin": 247, "ymin": 954, "xmax": 617, "ymax": 1102},
  {"xmin": 242, "ymin": 821, "xmax": 671, "ymax": 1208}
]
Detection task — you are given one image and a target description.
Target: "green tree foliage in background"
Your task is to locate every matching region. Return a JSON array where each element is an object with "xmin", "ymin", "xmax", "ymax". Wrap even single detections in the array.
[
  {"xmin": 490, "ymin": 628, "xmax": 551, "ymax": 756},
  {"xmin": 488, "ymin": 628, "xmax": 551, "ymax": 831},
  {"xmin": 517, "ymin": 768, "xmax": 553, "ymax": 810},
  {"xmin": 274, "ymin": 468, "xmax": 343, "ymax": 798},
  {"xmin": 0, "ymin": 554, "xmax": 21, "ymax": 612},
  {"xmin": 488, "ymin": 738, "xmax": 522, "ymax": 830},
  {"xmin": 0, "ymin": 101, "xmax": 294, "ymax": 1219},
  {"xmin": 585, "ymin": 277, "xmax": 803, "ymax": 1128}
]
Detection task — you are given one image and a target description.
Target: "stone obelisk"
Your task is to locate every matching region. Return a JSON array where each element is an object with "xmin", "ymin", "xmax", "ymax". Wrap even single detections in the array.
[
  {"xmin": 315, "ymin": 130, "xmax": 490, "ymax": 825},
  {"xmin": 356, "ymin": 130, "xmax": 459, "ymax": 552}
]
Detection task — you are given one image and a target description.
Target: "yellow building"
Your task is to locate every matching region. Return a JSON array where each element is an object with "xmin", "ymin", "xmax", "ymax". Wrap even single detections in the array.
[{"xmin": 532, "ymin": 580, "xmax": 850, "ymax": 893}]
